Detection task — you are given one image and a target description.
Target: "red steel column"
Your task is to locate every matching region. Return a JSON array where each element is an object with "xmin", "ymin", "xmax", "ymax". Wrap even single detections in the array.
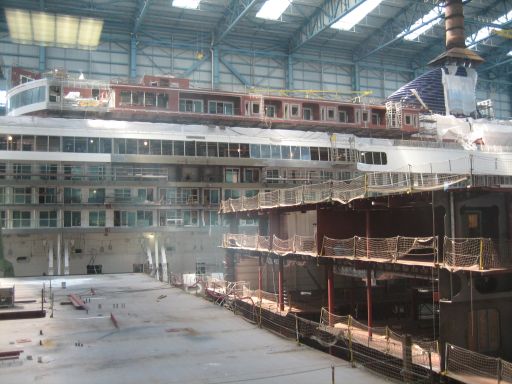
[
  {"xmin": 278, "ymin": 257, "xmax": 284, "ymax": 311},
  {"xmin": 367, "ymin": 268, "xmax": 373, "ymax": 338},
  {"xmin": 327, "ymin": 263, "xmax": 335, "ymax": 326}
]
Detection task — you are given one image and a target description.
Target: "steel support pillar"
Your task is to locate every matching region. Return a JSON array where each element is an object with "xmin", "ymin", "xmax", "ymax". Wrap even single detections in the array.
[
  {"xmin": 48, "ymin": 241, "xmax": 54, "ymax": 276},
  {"xmin": 327, "ymin": 262, "xmax": 334, "ymax": 326},
  {"xmin": 212, "ymin": 46, "xmax": 220, "ymax": 90},
  {"xmin": 57, "ymin": 233, "xmax": 62, "ymax": 276},
  {"xmin": 39, "ymin": 47, "xmax": 46, "ymax": 72},
  {"xmin": 130, "ymin": 35, "xmax": 137, "ymax": 81},
  {"xmin": 154, "ymin": 237, "xmax": 160, "ymax": 281},
  {"xmin": 352, "ymin": 63, "xmax": 360, "ymax": 92},
  {"xmin": 258, "ymin": 255, "xmax": 263, "ymax": 301},
  {"xmin": 160, "ymin": 245, "xmax": 168, "ymax": 283},
  {"xmin": 64, "ymin": 240, "xmax": 69, "ymax": 276},
  {"xmin": 278, "ymin": 257, "xmax": 284, "ymax": 311},
  {"xmin": 367, "ymin": 268, "xmax": 373, "ymax": 338},
  {"xmin": 146, "ymin": 247, "xmax": 153, "ymax": 274},
  {"xmin": 287, "ymin": 55, "xmax": 294, "ymax": 90}
]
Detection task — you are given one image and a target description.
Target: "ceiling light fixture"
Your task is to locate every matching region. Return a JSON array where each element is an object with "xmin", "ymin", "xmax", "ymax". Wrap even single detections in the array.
[
  {"xmin": 331, "ymin": 0, "xmax": 383, "ymax": 31},
  {"xmin": 256, "ymin": 0, "xmax": 293, "ymax": 21},
  {"xmin": 172, "ymin": 0, "xmax": 201, "ymax": 10}
]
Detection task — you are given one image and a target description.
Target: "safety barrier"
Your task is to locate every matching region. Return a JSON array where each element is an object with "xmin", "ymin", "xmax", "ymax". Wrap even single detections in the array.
[
  {"xmin": 220, "ymin": 173, "xmax": 468, "ymax": 214},
  {"xmin": 222, "ymin": 233, "xmax": 511, "ymax": 270}
]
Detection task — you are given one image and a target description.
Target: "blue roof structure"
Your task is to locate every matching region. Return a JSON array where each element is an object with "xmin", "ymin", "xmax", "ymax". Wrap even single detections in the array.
[{"xmin": 387, "ymin": 68, "xmax": 446, "ymax": 115}]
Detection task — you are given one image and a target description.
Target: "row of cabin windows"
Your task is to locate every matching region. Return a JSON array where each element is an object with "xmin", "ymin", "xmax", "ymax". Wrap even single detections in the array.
[
  {"xmin": 8, "ymin": 87, "xmax": 413, "ymax": 127},
  {"xmin": 0, "ymin": 209, "xmax": 225, "ymax": 228},
  {"xmin": 0, "ymin": 134, "xmax": 350, "ymax": 162},
  {"xmin": 359, "ymin": 151, "xmax": 388, "ymax": 165},
  {"xmin": 0, "ymin": 186, "xmax": 221, "ymax": 206}
]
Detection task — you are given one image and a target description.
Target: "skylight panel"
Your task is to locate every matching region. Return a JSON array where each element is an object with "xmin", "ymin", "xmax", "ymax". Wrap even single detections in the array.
[
  {"xmin": 331, "ymin": 0, "xmax": 383, "ymax": 31},
  {"xmin": 172, "ymin": 0, "xmax": 201, "ymax": 10},
  {"xmin": 256, "ymin": 0, "xmax": 293, "ymax": 21},
  {"xmin": 398, "ymin": 4, "xmax": 444, "ymax": 41},
  {"xmin": 466, "ymin": 9, "xmax": 512, "ymax": 48}
]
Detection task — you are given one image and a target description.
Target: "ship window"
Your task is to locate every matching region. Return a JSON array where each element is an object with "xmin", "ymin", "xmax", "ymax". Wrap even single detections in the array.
[
  {"xmin": 319, "ymin": 147, "xmax": 329, "ymax": 161},
  {"xmin": 405, "ymin": 115, "xmax": 412, "ymax": 125},
  {"xmin": 39, "ymin": 211, "xmax": 57, "ymax": 228},
  {"xmin": 250, "ymin": 144, "xmax": 261, "ymax": 158},
  {"xmin": 114, "ymin": 211, "xmax": 136, "ymax": 227},
  {"xmin": 244, "ymin": 168, "xmax": 259, "ymax": 183},
  {"xmin": 300, "ymin": 146, "xmax": 310, "ymax": 160},
  {"xmin": 64, "ymin": 187, "xmax": 81, "ymax": 204},
  {"xmin": 183, "ymin": 210, "xmax": 198, "ymax": 226},
  {"xmin": 40, "ymin": 165, "xmax": 57, "ymax": 181},
  {"xmin": 339, "ymin": 110, "xmax": 347, "ymax": 123},
  {"xmin": 240, "ymin": 143, "xmax": 250, "ymax": 158},
  {"xmin": 372, "ymin": 113, "xmax": 380, "ymax": 125},
  {"xmin": 35, "ymin": 136, "xmax": 48, "ymax": 151},
  {"xmin": 266, "ymin": 169, "xmax": 279, "ymax": 183},
  {"xmin": 149, "ymin": 140, "xmax": 161, "ymax": 155},
  {"xmin": 64, "ymin": 211, "xmax": 81, "ymax": 227},
  {"xmin": 185, "ymin": 141, "xmax": 196, "ymax": 156},
  {"xmin": 114, "ymin": 189, "xmax": 131, "ymax": 202},
  {"xmin": 89, "ymin": 211, "xmax": 106, "ymax": 227},
  {"xmin": 49, "ymin": 136, "xmax": 60, "ymax": 152},
  {"xmin": 303, "ymin": 108, "xmax": 312, "ymax": 120},
  {"xmin": 180, "ymin": 99, "xmax": 203, "ymax": 113},
  {"xmin": 245, "ymin": 102, "xmax": 249, "ymax": 115},
  {"xmin": 63, "ymin": 137, "xmax": 74, "ymax": 152},
  {"xmin": 174, "ymin": 141, "xmax": 185, "ymax": 156},
  {"xmin": 126, "ymin": 139, "xmax": 137, "ymax": 154},
  {"xmin": 75, "ymin": 137, "xmax": 87, "ymax": 153},
  {"xmin": 157, "ymin": 93, "xmax": 168, "ymax": 108},
  {"xmin": 196, "ymin": 142, "xmax": 207, "ymax": 156},
  {"xmin": 88, "ymin": 138, "xmax": 99, "ymax": 153},
  {"xmin": 362, "ymin": 111, "xmax": 369, "ymax": 122},
  {"xmin": 228, "ymin": 143, "xmax": 239, "ymax": 158},
  {"xmin": 114, "ymin": 138, "xmax": 126, "ymax": 154},
  {"xmin": 327, "ymin": 108, "xmax": 335, "ymax": 120},
  {"xmin": 218, "ymin": 143, "xmax": 228, "ymax": 157},
  {"xmin": 260, "ymin": 144, "xmax": 270, "ymax": 159},
  {"xmin": 208, "ymin": 101, "xmax": 234, "ymax": 115},
  {"xmin": 291, "ymin": 146, "xmax": 300, "ymax": 160},
  {"xmin": 20, "ymin": 74, "xmax": 33, "ymax": 84},
  {"xmin": 207, "ymin": 142, "xmax": 218, "ymax": 157},
  {"xmin": 252, "ymin": 103, "xmax": 260, "ymax": 114},
  {"xmin": 13, "ymin": 211, "xmax": 31, "ymax": 228},
  {"xmin": 162, "ymin": 140, "xmax": 173, "ymax": 155},
  {"xmin": 132, "ymin": 92, "xmax": 143, "ymax": 106},
  {"xmin": 137, "ymin": 139, "xmax": 149, "ymax": 155},
  {"xmin": 291, "ymin": 104, "xmax": 300, "ymax": 118},
  {"xmin": 281, "ymin": 146, "xmax": 291, "ymax": 159},
  {"xmin": 13, "ymin": 164, "xmax": 31, "ymax": 180},
  {"xmin": 360, "ymin": 151, "xmax": 387, "ymax": 165},
  {"xmin": 265, "ymin": 105, "xmax": 275, "ymax": 117},
  {"xmin": 14, "ymin": 187, "xmax": 32, "ymax": 204},
  {"xmin": 145, "ymin": 92, "xmax": 156, "ymax": 107},
  {"xmin": 120, "ymin": 91, "xmax": 131, "ymax": 105},
  {"xmin": 137, "ymin": 211, "xmax": 153, "ymax": 227},
  {"xmin": 271, "ymin": 145, "xmax": 281, "ymax": 159},
  {"xmin": 310, "ymin": 147, "xmax": 319, "ymax": 161}
]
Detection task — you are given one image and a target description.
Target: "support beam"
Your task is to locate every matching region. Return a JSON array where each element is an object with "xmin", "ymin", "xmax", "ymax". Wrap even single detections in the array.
[
  {"xmin": 39, "ymin": 47, "xmax": 46, "ymax": 72},
  {"xmin": 64, "ymin": 241, "xmax": 69, "ymax": 276},
  {"xmin": 48, "ymin": 241, "xmax": 54, "ymax": 276},
  {"xmin": 327, "ymin": 263, "xmax": 334, "ymax": 326},
  {"xmin": 212, "ymin": 47, "xmax": 220, "ymax": 89},
  {"xmin": 213, "ymin": 0, "xmax": 258, "ymax": 46},
  {"xmin": 219, "ymin": 56, "xmax": 251, "ymax": 87},
  {"xmin": 154, "ymin": 237, "xmax": 160, "ymax": 281},
  {"xmin": 286, "ymin": 55, "xmax": 293, "ymax": 90},
  {"xmin": 133, "ymin": 0, "xmax": 153, "ymax": 35},
  {"xmin": 258, "ymin": 255, "xmax": 263, "ymax": 301},
  {"xmin": 278, "ymin": 257, "xmax": 284, "ymax": 312},
  {"xmin": 160, "ymin": 245, "xmax": 168, "ymax": 283},
  {"xmin": 130, "ymin": 35, "xmax": 137, "ymax": 81},
  {"xmin": 57, "ymin": 233, "xmax": 62, "ymax": 276},
  {"xmin": 181, "ymin": 52, "xmax": 210, "ymax": 78},
  {"xmin": 366, "ymin": 268, "xmax": 373, "ymax": 338},
  {"xmin": 289, "ymin": 0, "xmax": 360, "ymax": 53}
]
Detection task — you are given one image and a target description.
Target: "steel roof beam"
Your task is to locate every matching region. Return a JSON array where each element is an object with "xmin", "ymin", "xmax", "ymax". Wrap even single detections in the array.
[
  {"xmin": 133, "ymin": 0, "xmax": 153, "ymax": 35},
  {"xmin": 213, "ymin": 0, "xmax": 259, "ymax": 46},
  {"xmin": 289, "ymin": 0, "xmax": 361, "ymax": 53}
]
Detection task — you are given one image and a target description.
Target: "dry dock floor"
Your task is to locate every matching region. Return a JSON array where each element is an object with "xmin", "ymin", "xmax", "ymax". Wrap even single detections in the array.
[{"xmin": 0, "ymin": 273, "xmax": 389, "ymax": 384}]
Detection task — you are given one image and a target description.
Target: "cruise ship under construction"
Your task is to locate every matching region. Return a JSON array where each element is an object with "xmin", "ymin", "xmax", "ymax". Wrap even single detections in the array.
[{"xmin": 1, "ymin": 0, "xmax": 512, "ymax": 383}]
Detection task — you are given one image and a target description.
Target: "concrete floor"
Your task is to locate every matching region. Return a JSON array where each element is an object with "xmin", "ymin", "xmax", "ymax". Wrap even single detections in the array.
[{"xmin": 0, "ymin": 274, "xmax": 390, "ymax": 384}]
